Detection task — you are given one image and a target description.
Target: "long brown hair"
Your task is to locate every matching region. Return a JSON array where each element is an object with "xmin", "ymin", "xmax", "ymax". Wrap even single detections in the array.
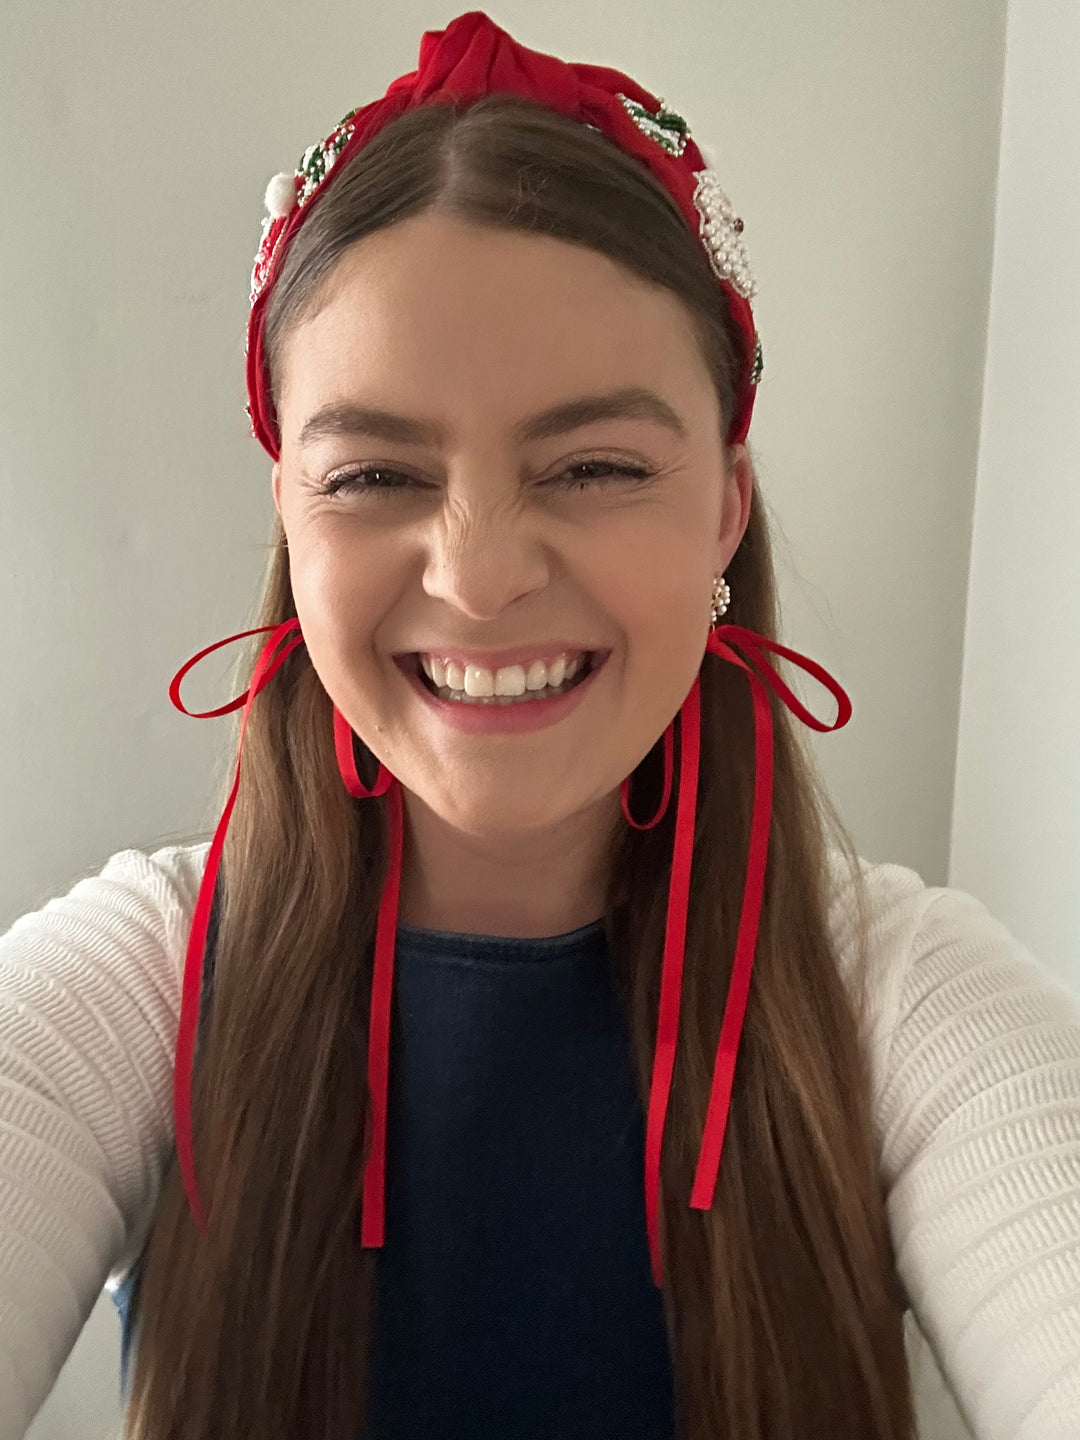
[{"xmin": 123, "ymin": 96, "xmax": 914, "ymax": 1439}]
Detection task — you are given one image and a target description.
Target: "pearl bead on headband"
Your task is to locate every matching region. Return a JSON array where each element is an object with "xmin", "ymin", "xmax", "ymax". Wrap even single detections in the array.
[{"xmin": 169, "ymin": 10, "xmax": 852, "ymax": 1295}]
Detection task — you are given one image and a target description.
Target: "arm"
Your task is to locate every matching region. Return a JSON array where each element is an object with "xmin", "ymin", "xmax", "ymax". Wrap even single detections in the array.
[
  {"xmin": 0, "ymin": 843, "xmax": 206, "ymax": 1438},
  {"xmin": 877, "ymin": 881, "xmax": 1080, "ymax": 1440}
]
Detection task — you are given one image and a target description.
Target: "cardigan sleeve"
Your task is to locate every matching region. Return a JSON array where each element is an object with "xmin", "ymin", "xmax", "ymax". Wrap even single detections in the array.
[
  {"xmin": 0, "ymin": 842, "xmax": 205, "ymax": 1440},
  {"xmin": 873, "ymin": 875, "xmax": 1080, "ymax": 1440}
]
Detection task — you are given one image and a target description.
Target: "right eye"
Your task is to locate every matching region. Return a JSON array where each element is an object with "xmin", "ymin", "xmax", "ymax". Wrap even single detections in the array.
[{"xmin": 319, "ymin": 466, "xmax": 413, "ymax": 498}]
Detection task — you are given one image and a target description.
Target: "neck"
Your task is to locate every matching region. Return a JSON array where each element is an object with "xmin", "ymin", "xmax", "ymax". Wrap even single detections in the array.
[{"xmin": 396, "ymin": 787, "xmax": 621, "ymax": 939}]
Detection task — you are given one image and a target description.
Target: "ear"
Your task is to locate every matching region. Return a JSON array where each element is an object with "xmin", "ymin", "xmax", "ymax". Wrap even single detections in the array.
[
  {"xmin": 272, "ymin": 461, "xmax": 283, "ymax": 522},
  {"xmin": 718, "ymin": 443, "xmax": 754, "ymax": 568}
]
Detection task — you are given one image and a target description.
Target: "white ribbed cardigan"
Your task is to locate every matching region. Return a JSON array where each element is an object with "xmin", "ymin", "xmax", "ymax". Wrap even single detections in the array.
[{"xmin": 0, "ymin": 841, "xmax": 1078, "ymax": 1439}]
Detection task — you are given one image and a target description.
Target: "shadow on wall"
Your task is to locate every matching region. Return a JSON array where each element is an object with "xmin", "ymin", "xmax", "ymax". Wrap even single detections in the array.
[
  {"xmin": 905, "ymin": 1310, "xmax": 976, "ymax": 1440},
  {"xmin": 24, "ymin": 1291, "xmax": 122, "ymax": 1440}
]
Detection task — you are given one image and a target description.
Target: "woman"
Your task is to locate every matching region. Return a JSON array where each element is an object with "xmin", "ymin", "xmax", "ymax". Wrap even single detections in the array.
[{"xmin": 1, "ymin": 12, "xmax": 1078, "ymax": 1440}]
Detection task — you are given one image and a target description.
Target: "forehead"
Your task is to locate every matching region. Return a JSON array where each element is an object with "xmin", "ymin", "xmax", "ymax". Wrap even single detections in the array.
[{"xmin": 275, "ymin": 211, "xmax": 716, "ymax": 443}]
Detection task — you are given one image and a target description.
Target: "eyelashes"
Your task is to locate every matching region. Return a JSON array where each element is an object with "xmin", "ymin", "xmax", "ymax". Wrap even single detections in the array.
[{"xmin": 316, "ymin": 458, "xmax": 656, "ymax": 499}]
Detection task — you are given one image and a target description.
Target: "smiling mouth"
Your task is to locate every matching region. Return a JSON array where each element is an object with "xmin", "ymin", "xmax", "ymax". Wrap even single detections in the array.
[{"xmin": 404, "ymin": 650, "xmax": 602, "ymax": 704}]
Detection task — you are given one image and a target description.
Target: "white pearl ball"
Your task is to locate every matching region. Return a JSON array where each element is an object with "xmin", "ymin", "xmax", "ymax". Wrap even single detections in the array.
[{"xmin": 263, "ymin": 171, "xmax": 297, "ymax": 219}]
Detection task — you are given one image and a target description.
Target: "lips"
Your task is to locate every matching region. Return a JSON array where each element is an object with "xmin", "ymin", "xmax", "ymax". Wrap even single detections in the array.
[{"xmin": 398, "ymin": 645, "xmax": 608, "ymax": 734}]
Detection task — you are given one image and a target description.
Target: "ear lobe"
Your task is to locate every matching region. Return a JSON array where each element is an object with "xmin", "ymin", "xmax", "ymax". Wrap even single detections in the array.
[{"xmin": 272, "ymin": 462, "xmax": 282, "ymax": 519}]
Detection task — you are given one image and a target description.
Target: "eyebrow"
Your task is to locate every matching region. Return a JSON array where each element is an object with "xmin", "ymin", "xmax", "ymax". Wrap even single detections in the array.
[{"xmin": 296, "ymin": 386, "xmax": 689, "ymax": 450}]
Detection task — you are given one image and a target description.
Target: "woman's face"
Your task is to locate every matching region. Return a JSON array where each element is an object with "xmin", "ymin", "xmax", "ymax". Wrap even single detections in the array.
[{"xmin": 272, "ymin": 209, "xmax": 751, "ymax": 841}]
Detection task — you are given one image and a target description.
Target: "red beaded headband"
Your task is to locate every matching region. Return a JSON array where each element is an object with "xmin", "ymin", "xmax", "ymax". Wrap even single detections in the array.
[{"xmin": 244, "ymin": 8, "xmax": 763, "ymax": 460}]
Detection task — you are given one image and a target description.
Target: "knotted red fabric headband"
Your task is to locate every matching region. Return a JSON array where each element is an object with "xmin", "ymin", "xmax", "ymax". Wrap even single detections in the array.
[
  {"xmin": 245, "ymin": 8, "xmax": 763, "ymax": 458},
  {"xmin": 170, "ymin": 9, "xmax": 853, "ymax": 1292}
]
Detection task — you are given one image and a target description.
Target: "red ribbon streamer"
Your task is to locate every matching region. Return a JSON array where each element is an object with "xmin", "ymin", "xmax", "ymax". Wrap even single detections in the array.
[
  {"xmin": 168, "ymin": 619, "xmax": 305, "ymax": 1233},
  {"xmin": 639, "ymin": 624, "xmax": 851, "ymax": 1286}
]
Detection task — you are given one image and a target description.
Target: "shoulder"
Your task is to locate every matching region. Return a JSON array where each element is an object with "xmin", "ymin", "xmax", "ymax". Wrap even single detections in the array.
[
  {"xmin": 0, "ymin": 836, "xmax": 213, "ymax": 1266},
  {"xmin": 81, "ymin": 837, "xmax": 212, "ymax": 932},
  {"xmin": 823, "ymin": 846, "xmax": 948, "ymax": 1100},
  {"xmin": 1, "ymin": 838, "xmax": 212, "ymax": 1029},
  {"xmin": 0, "ymin": 838, "xmax": 212, "ymax": 1435},
  {"xmin": 825, "ymin": 848, "xmax": 1080, "ymax": 1436},
  {"xmin": 824, "ymin": 845, "xmax": 1080, "ymax": 1123},
  {"xmin": 5, "ymin": 837, "xmax": 211, "ymax": 948}
]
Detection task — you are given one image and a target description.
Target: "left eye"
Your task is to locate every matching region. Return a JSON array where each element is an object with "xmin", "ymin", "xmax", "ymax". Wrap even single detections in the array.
[
  {"xmin": 549, "ymin": 460, "xmax": 654, "ymax": 491},
  {"xmin": 318, "ymin": 459, "xmax": 653, "ymax": 498}
]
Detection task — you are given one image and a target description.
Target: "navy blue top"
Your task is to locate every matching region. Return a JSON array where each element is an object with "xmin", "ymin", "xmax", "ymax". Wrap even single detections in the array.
[{"xmin": 112, "ymin": 886, "xmax": 676, "ymax": 1438}]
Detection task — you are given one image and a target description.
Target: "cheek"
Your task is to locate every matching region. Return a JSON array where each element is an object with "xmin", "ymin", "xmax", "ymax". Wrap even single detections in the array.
[
  {"xmin": 615, "ymin": 553, "xmax": 714, "ymax": 735},
  {"xmin": 626, "ymin": 596, "xmax": 711, "ymax": 739},
  {"xmin": 583, "ymin": 549, "xmax": 709, "ymax": 759},
  {"xmin": 601, "ymin": 527, "xmax": 711, "ymax": 660},
  {"xmin": 286, "ymin": 534, "xmax": 394, "ymax": 694}
]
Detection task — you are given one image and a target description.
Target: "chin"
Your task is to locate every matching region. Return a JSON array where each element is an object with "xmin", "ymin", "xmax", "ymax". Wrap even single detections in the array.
[{"xmin": 427, "ymin": 787, "xmax": 573, "ymax": 837}]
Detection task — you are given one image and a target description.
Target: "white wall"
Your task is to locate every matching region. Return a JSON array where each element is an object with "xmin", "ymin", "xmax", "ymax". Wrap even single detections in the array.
[
  {"xmin": 0, "ymin": 2, "xmax": 1010, "ymax": 1436},
  {"xmin": 950, "ymin": 0, "xmax": 1080, "ymax": 993}
]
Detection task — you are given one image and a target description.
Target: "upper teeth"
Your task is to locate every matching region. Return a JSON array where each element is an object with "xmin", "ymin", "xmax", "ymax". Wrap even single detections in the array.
[{"xmin": 420, "ymin": 651, "xmax": 586, "ymax": 696}]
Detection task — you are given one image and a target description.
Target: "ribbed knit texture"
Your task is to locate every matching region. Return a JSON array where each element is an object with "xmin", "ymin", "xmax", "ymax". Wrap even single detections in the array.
[{"xmin": 0, "ymin": 841, "xmax": 1077, "ymax": 1439}]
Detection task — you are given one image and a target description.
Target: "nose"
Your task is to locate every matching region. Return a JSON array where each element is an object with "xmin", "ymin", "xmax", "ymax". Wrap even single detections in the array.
[{"xmin": 421, "ymin": 504, "xmax": 551, "ymax": 622}]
